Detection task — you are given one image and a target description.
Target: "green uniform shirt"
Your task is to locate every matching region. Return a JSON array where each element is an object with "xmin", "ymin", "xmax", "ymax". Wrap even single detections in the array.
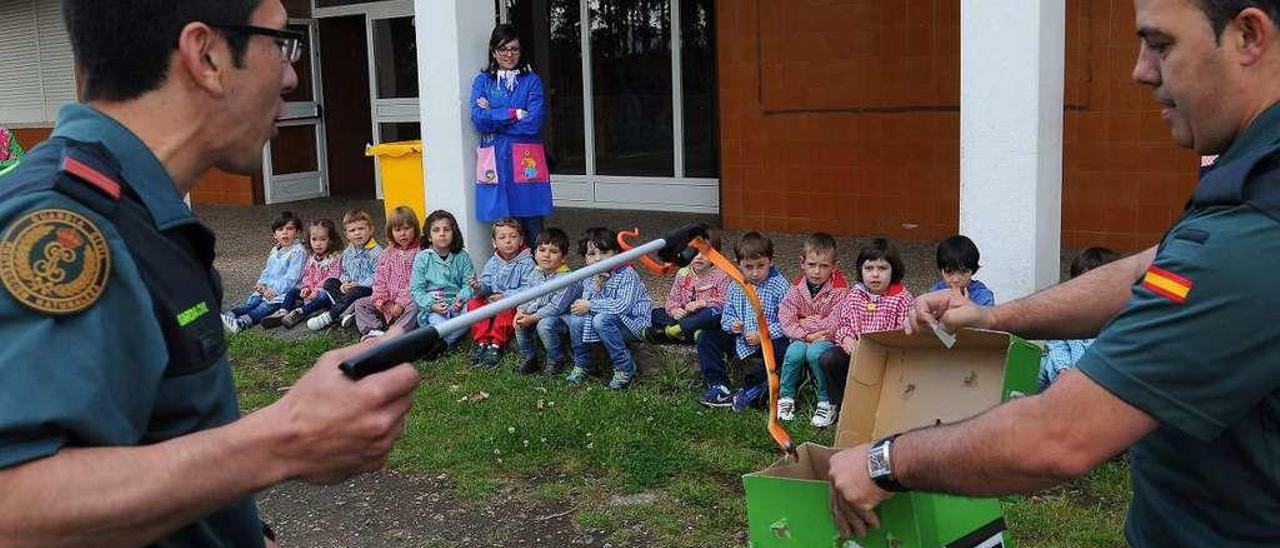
[
  {"xmin": 1077, "ymin": 104, "xmax": 1280, "ymax": 547},
  {"xmin": 0, "ymin": 105, "xmax": 263, "ymax": 547}
]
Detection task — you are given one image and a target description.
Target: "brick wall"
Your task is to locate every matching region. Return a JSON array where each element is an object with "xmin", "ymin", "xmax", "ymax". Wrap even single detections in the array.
[{"xmin": 718, "ymin": 0, "xmax": 1198, "ymax": 251}]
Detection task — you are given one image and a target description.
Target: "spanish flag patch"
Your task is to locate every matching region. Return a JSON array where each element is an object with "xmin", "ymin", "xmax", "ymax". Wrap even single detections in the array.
[{"xmin": 1142, "ymin": 266, "xmax": 1193, "ymax": 304}]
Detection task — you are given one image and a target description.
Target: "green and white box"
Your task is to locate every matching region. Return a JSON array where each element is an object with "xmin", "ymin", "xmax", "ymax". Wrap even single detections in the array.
[{"xmin": 743, "ymin": 329, "xmax": 1040, "ymax": 547}]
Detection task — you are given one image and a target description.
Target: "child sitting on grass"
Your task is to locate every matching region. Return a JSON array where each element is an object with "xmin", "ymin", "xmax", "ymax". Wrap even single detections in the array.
[
  {"xmin": 351, "ymin": 207, "xmax": 421, "ymax": 338},
  {"xmin": 777, "ymin": 233, "xmax": 848, "ymax": 426},
  {"xmin": 266, "ymin": 218, "xmax": 344, "ymax": 329},
  {"xmin": 565, "ymin": 227, "xmax": 652, "ymax": 390},
  {"xmin": 696, "ymin": 232, "xmax": 790, "ymax": 411},
  {"xmin": 466, "ymin": 217, "xmax": 536, "ymax": 368},
  {"xmin": 1039, "ymin": 247, "xmax": 1121, "ymax": 390},
  {"xmin": 648, "ymin": 231, "xmax": 730, "ymax": 344},
  {"xmin": 222, "ymin": 211, "xmax": 306, "ymax": 334},
  {"xmin": 513, "ymin": 228, "xmax": 581, "ymax": 376}
]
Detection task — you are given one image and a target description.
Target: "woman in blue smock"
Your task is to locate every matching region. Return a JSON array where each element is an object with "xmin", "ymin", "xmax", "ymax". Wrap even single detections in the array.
[{"xmin": 470, "ymin": 24, "xmax": 551, "ymax": 244}]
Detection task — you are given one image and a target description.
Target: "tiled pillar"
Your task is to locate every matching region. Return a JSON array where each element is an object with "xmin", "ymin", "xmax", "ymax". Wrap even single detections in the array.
[
  {"xmin": 415, "ymin": 0, "xmax": 495, "ymax": 262},
  {"xmin": 960, "ymin": 0, "xmax": 1065, "ymax": 299}
]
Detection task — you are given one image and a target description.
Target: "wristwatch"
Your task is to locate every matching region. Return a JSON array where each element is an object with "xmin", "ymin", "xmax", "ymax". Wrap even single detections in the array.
[{"xmin": 867, "ymin": 434, "xmax": 910, "ymax": 492}]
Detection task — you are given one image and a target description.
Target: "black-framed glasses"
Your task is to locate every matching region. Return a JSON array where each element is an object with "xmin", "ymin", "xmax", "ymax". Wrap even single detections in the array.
[
  {"xmin": 496, "ymin": 45, "xmax": 522, "ymax": 55},
  {"xmin": 211, "ymin": 24, "xmax": 305, "ymax": 64}
]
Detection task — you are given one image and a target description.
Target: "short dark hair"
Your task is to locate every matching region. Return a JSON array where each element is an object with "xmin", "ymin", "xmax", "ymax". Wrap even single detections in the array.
[
  {"xmin": 385, "ymin": 206, "xmax": 421, "ymax": 249},
  {"xmin": 936, "ymin": 235, "xmax": 981, "ymax": 274},
  {"xmin": 803, "ymin": 232, "xmax": 838, "ymax": 259},
  {"xmin": 734, "ymin": 232, "xmax": 775, "ymax": 262},
  {"xmin": 423, "ymin": 209, "xmax": 465, "ymax": 254},
  {"xmin": 307, "ymin": 218, "xmax": 345, "ymax": 255},
  {"xmin": 271, "ymin": 210, "xmax": 302, "ymax": 232},
  {"xmin": 855, "ymin": 238, "xmax": 905, "ymax": 285},
  {"xmin": 1070, "ymin": 247, "xmax": 1121, "ymax": 278},
  {"xmin": 578, "ymin": 227, "xmax": 621, "ymax": 256},
  {"xmin": 63, "ymin": 0, "xmax": 260, "ymax": 102},
  {"xmin": 484, "ymin": 23, "xmax": 533, "ymax": 74},
  {"xmin": 535, "ymin": 227, "xmax": 570, "ymax": 255},
  {"xmin": 1196, "ymin": 1, "xmax": 1280, "ymax": 41}
]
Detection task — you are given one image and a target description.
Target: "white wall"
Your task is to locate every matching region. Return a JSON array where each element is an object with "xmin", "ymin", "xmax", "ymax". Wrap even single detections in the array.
[{"xmin": 960, "ymin": 0, "xmax": 1065, "ymax": 300}]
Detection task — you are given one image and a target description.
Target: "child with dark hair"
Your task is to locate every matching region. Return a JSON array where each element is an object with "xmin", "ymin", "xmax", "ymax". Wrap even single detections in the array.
[
  {"xmin": 697, "ymin": 232, "xmax": 790, "ymax": 411},
  {"xmin": 222, "ymin": 211, "xmax": 306, "ymax": 334},
  {"xmin": 408, "ymin": 210, "xmax": 476, "ymax": 346},
  {"xmin": 466, "ymin": 217, "xmax": 536, "ymax": 368},
  {"xmin": 513, "ymin": 228, "xmax": 582, "ymax": 375},
  {"xmin": 928, "ymin": 235, "xmax": 995, "ymax": 306},
  {"xmin": 777, "ymin": 232, "xmax": 848, "ymax": 425},
  {"xmin": 564, "ymin": 227, "xmax": 653, "ymax": 390},
  {"xmin": 352, "ymin": 206, "xmax": 421, "ymax": 338},
  {"xmin": 267, "ymin": 219, "xmax": 345, "ymax": 329},
  {"xmin": 814, "ymin": 238, "xmax": 916, "ymax": 426},
  {"xmin": 1039, "ymin": 247, "xmax": 1122, "ymax": 389},
  {"xmin": 649, "ymin": 230, "xmax": 731, "ymax": 344}
]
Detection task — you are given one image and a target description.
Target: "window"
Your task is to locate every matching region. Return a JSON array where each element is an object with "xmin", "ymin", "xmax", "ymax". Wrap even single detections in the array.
[{"xmin": 372, "ymin": 17, "xmax": 419, "ymax": 99}]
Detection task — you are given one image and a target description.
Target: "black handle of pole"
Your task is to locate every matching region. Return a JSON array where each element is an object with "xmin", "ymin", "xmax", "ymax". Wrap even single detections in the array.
[
  {"xmin": 339, "ymin": 325, "xmax": 442, "ymax": 380},
  {"xmin": 657, "ymin": 223, "xmax": 709, "ymax": 267}
]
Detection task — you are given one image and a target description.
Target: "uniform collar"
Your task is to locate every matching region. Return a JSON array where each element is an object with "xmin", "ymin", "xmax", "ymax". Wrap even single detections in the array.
[
  {"xmin": 363, "ymin": 238, "xmax": 380, "ymax": 250},
  {"xmin": 1216, "ymin": 102, "xmax": 1280, "ymax": 166},
  {"xmin": 51, "ymin": 104, "xmax": 194, "ymax": 230}
]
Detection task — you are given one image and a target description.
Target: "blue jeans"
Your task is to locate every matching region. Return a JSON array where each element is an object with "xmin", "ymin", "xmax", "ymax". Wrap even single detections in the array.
[
  {"xmin": 650, "ymin": 307, "xmax": 721, "ymax": 340},
  {"xmin": 696, "ymin": 328, "xmax": 786, "ymax": 389},
  {"xmin": 515, "ymin": 315, "xmax": 569, "ymax": 364},
  {"xmin": 781, "ymin": 339, "xmax": 835, "ymax": 401},
  {"xmin": 566, "ymin": 313, "xmax": 639, "ymax": 374},
  {"xmin": 230, "ymin": 293, "xmax": 285, "ymax": 325}
]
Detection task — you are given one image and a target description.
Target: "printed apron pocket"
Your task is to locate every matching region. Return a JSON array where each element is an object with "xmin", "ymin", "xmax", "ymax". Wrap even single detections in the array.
[
  {"xmin": 511, "ymin": 143, "xmax": 550, "ymax": 183},
  {"xmin": 475, "ymin": 145, "xmax": 498, "ymax": 185}
]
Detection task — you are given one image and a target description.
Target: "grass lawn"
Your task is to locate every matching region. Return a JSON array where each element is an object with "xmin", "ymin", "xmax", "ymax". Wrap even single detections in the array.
[{"xmin": 231, "ymin": 332, "xmax": 1129, "ymax": 547}]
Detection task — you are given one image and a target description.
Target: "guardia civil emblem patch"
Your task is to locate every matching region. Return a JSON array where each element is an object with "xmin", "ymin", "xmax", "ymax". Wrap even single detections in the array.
[{"xmin": 0, "ymin": 209, "xmax": 111, "ymax": 315}]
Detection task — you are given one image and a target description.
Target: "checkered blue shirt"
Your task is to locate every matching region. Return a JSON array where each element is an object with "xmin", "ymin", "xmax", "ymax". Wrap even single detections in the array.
[
  {"xmin": 580, "ymin": 265, "xmax": 652, "ymax": 342},
  {"xmin": 721, "ymin": 266, "xmax": 789, "ymax": 358}
]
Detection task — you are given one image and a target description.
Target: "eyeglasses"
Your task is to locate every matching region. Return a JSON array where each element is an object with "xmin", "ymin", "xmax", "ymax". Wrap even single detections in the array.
[
  {"xmin": 211, "ymin": 24, "xmax": 305, "ymax": 64},
  {"xmin": 496, "ymin": 45, "xmax": 522, "ymax": 55}
]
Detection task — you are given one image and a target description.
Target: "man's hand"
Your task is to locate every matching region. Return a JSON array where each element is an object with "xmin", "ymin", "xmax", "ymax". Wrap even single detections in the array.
[
  {"xmin": 671, "ymin": 308, "xmax": 689, "ymax": 320},
  {"xmin": 806, "ymin": 331, "xmax": 827, "ymax": 343},
  {"xmin": 262, "ymin": 344, "xmax": 422, "ymax": 484},
  {"xmin": 476, "ymin": 97, "xmax": 490, "ymax": 109},
  {"xmin": 904, "ymin": 289, "xmax": 993, "ymax": 335},
  {"xmin": 571, "ymin": 299, "xmax": 591, "ymax": 315},
  {"xmin": 731, "ymin": 320, "xmax": 744, "ymax": 334},
  {"xmin": 744, "ymin": 332, "xmax": 760, "ymax": 346},
  {"xmin": 828, "ymin": 444, "xmax": 891, "ymax": 538}
]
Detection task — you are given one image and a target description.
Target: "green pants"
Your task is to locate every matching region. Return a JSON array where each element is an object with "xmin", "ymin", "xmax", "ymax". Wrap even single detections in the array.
[{"xmin": 780, "ymin": 339, "xmax": 834, "ymax": 402}]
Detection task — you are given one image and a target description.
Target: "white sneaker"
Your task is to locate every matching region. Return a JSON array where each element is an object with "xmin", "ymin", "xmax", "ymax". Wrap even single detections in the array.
[
  {"xmin": 810, "ymin": 401, "xmax": 838, "ymax": 428},
  {"xmin": 340, "ymin": 311, "xmax": 356, "ymax": 329},
  {"xmin": 220, "ymin": 312, "xmax": 236, "ymax": 333},
  {"xmin": 307, "ymin": 313, "xmax": 334, "ymax": 331},
  {"xmin": 777, "ymin": 397, "xmax": 796, "ymax": 421}
]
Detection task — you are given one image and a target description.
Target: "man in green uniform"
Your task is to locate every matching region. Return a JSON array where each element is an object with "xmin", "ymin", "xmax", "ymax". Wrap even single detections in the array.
[
  {"xmin": 828, "ymin": 1, "xmax": 1280, "ymax": 546},
  {"xmin": 0, "ymin": 1, "xmax": 420, "ymax": 546}
]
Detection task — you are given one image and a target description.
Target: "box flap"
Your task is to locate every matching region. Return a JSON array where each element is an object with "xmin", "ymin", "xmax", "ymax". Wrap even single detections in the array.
[
  {"xmin": 835, "ymin": 329, "xmax": 1013, "ymax": 447},
  {"xmin": 746, "ymin": 442, "xmax": 838, "ymax": 481}
]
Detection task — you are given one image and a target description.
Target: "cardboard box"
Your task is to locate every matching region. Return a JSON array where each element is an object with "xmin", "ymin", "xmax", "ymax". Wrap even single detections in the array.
[{"xmin": 743, "ymin": 329, "xmax": 1040, "ymax": 547}]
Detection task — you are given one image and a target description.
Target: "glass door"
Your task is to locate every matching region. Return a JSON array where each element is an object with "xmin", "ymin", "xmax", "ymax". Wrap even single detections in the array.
[{"xmin": 263, "ymin": 19, "xmax": 329, "ymax": 204}]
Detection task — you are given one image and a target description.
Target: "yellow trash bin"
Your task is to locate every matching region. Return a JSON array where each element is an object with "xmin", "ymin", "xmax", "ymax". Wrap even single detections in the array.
[{"xmin": 366, "ymin": 140, "xmax": 427, "ymax": 224}]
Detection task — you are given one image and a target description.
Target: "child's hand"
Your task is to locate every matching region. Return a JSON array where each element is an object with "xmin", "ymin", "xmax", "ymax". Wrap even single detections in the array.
[
  {"xmin": 686, "ymin": 300, "xmax": 705, "ymax": 312},
  {"xmin": 671, "ymin": 308, "xmax": 688, "ymax": 320},
  {"xmin": 386, "ymin": 303, "xmax": 404, "ymax": 322},
  {"xmin": 469, "ymin": 277, "xmax": 481, "ymax": 290},
  {"xmin": 300, "ymin": 288, "xmax": 313, "ymax": 299},
  {"xmin": 744, "ymin": 332, "xmax": 760, "ymax": 346},
  {"xmin": 262, "ymin": 287, "xmax": 277, "ymax": 300},
  {"xmin": 731, "ymin": 321, "xmax": 744, "ymax": 334},
  {"xmin": 571, "ymin": 299, "xmax": 591, "ymax": 315},
  {"xmin": 806, "ymin": 331, "xmax": 828, "ymax": 343},
  {"xmin": 841, "ymin": 336, "xmax": 857, "ymax": 355},
  {"xmin": 340, "ymin": 282, "xmax": 357, "ymax": 294},
  {"xmin": 255, "ymin": 283, "xmax": 269, "ymax": 295},
  {"xmin": 373, "ymin": 299, "xmax": 386, "ymax": 311},
  {"xmin": 450, "ymin": 300, "xmax": 463, "ymax": 314},
  {"xmin": 431, "ymin": 303, "xmax": 448, "ymax": 314},
  {"xmin": 488, "ymin": 293, "xmax": 503, "ymax": 303}
]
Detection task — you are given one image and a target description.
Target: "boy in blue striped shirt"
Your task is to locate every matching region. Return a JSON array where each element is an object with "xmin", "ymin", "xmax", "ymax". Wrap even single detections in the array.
[
  {"xmin": 565, "ymin": 227, "xmax": 653, "ymax": 390},
  {"xmin": 514, "ymin": 228, "xmax": 582, "ymax": 376},
  {"xmin": 697, "ymin": 232, "xmax": 790, "ymax": 410}
]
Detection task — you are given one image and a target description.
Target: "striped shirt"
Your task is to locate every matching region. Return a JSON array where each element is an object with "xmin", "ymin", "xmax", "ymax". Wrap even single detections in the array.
[
  {"xmin": 340, "ymin": 239, "xmax": 383, "ymax": 287},
  {"xmin": 299, "ymin": 252, "xmax": 343, "ymax": 295},
  {"xmin": 827, "ymin": 283, "xmax": 917, "ymax": 343},
  {"xmin": 255, "ymin": 242, "xmax": 307, "ymax": 304},
  {"xmin": 778, "ymin": 277, "xmax": 848, "ymax": 341},
  {"xmin": 579, "ymin": 265, "xmax": 652, "ymax": 342},
  {"xmin": 721, "ymin": 267, "xmax": 790, "ymax": 358},
  {"xmin": 371, "ymin": 245, "xmax": 420, "ymax": 308},
  {"xmin": 664, "ymin": 265, "xmax": 731, "ymax": 316},
  {"xmin": 479, "ymin": 247, "xmax": 536, "ymax": 298},
  {"xmin": 517, "ymin": 264, "xmax": 581, "ymax": 318}
]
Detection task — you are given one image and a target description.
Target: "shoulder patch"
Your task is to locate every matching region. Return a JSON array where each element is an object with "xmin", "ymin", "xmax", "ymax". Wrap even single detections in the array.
[
  {"xmin": 1142, "ymin": 265, "xmax": 1193, "ymax": 304},
  {"xmin": 0, "ymin": 208, "xmax": 111, "ymax": 315}
]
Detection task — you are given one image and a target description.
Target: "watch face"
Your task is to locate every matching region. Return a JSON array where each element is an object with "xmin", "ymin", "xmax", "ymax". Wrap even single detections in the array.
[{"xmin": 868, "ymin": 445, "xmax": 891, "ymax": 477}]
